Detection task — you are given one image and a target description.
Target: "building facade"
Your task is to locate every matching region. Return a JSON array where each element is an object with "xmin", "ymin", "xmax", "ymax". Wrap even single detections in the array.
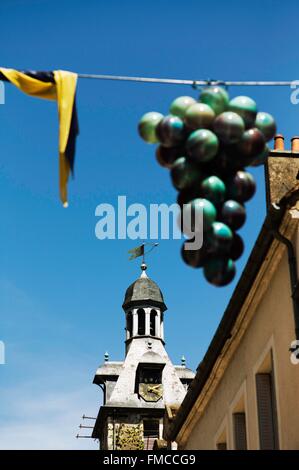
[
  {"xmin": 166, "ymin": 137, "xmax": 299, "ymax": 450},
  {"xmin": 92, "ymin": 263, "xmax": 194, "ymax": 450}
]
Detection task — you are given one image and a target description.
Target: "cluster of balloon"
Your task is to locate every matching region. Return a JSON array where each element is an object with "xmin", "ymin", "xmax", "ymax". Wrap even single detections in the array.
[{"xmin": 138, "ymin": 87, "xmax": 276, "ymax": 286}]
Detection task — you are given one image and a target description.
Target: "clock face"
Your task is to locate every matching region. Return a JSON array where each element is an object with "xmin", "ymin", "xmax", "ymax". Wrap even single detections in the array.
[{"xmin": 139, "ymin": 383, "xmax": 163, "ymax": 402}]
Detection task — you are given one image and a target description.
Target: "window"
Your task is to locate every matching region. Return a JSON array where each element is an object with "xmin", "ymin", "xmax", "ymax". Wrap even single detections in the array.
[
  {"xmin": 140, "ymin": 366, "xmax": 162, "ymax": 384},
  {"xmin": 215, "ymin": 425, "xmax": 228, "ymax": 450},
  {"xmin": 143, "ymin": 419, "xmax": 159, "ymax": 450},
  {"xmin": 150, "ymin": 309, "xmax": 157, "ymax": 336},
  {"xmin": 233, "ymin": 412, "xmax": 247, "ymax": 450},
  {"xmin": 255, "ymin": 351, "xmax": 279, "ymax": 449},
  {"xmin": 126, "ymin": 311, "xmax": 133, "ymax": 338},
  {"xmin": 137, "ymin": 308, "xmax": 145, "ymax": 335},
  {"xmin": 216, "ymin": 442, "xmax": 227, "ymax": 450}
]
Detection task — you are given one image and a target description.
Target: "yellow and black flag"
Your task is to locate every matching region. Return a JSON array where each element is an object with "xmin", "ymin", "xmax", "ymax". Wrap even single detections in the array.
[{"xmin": 0, "ymin": 68, "xmax": 79, "ymax": 206}]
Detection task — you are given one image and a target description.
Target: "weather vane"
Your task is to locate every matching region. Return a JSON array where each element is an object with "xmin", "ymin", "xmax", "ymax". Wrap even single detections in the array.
[{"xmin": 128, "ymin": 242, "xmax": 159, "ymax": 270}]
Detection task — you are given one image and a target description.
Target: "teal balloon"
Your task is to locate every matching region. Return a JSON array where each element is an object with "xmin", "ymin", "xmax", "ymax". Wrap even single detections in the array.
[
  {"xmin": 156, "ymin": 115, "xmax": 186, "ymax": 147},
  {"xmin": 208, "ymin": 222, "xmax": 233, "ymax": 254},
  {"xmin": 185, "ymin": 103, "xmax": 215, "ymax": 130},
  {"xmin": 138, "ymin": 111, "xmax": 164, "ymax": 143},
  {"xmin": 221, "ymin": 200, "xmax": 246, "ymax": 230},
  {"xmin": 186, "ymin": 129, "xmax": 219, "ymax": 163},
  {"xmin": 250, "ymin": 144, "xmax": 269, "ymax": 167},
  {"xmin": 171, "ymin": 157, "xmax": 202, "ymax": 191},
  {"xmin": 203, "ymin": 257, "xmax": 236, "ymax": 286},
  {"xmin": 200, "ymin": 86, "xmax": 229, "ymax": 115},
  {"xmin": 229, "ymin": 96, "xmax": 257, "ymax": 128},
  {"xmin": 169, "ymin": 96, "xmax": 197, "ymax": 119},
  {"xmin": 255, "ymin": 112, "xmax": 276, "ymax": 142},
  {"xmin": 214, "ymin": 112, "xmax": 245, "ymax": 144},
  {"xmin": 182, "ymin": 198, "xmax": 217, "ymax": 235},
  {"xmin": 200, "ymin": 175, "xmax": 226, "ymax": 205}
]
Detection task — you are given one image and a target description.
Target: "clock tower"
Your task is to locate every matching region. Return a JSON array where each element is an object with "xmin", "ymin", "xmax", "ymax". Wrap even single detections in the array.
[{"xmin": 91, "ymin": 262, "xmax": 194, "ymax": 450}]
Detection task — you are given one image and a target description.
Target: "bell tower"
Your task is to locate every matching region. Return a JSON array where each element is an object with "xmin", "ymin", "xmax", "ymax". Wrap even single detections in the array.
[
  {"xmin": 91, "ymin": 263, "xmax": 194, "ymax": 450},
  {"xmin": 123, "ymin": 262, "xmax": 166, "ymax": 351}
]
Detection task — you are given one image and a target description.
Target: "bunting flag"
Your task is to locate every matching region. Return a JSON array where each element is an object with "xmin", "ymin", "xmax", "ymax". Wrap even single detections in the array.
[{"xmin": 0, "ymin": 68, "xmax": 79, "ymax": 206}]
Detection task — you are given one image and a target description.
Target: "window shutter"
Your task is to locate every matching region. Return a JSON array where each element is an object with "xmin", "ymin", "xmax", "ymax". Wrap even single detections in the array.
[
  {"xmin": 256, "ymin": 373, "xmax": 279, "ymax": 449},
  {"xmin": 233, "ymin": 412, "xmax": 247, "ymax": 450},
  {"xmin": 217, "ymin": 442, "xmax": 227, "ymax": 450}
]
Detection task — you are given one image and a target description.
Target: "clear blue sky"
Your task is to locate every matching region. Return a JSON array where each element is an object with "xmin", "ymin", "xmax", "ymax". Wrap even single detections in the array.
[{"xmin": 1, "ymin": 0, "xmax": 299, "ymax": 449}]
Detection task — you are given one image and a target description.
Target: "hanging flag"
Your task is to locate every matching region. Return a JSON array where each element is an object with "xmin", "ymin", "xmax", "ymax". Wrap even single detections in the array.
[
  {"xmin": 0, "ymin": 68, "xmax": 79, "ymax": 206},
  {"xmin": 128, "ymin": 244, "xmax": 144, "ymax": 260}
]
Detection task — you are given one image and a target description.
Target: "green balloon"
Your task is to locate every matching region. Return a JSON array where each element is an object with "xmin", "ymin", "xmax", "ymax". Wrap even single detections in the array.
[
  {"xmin": 171, "ymin": 157, "xmax": 202, "ymax": 191},
  {"xmin": 186, "ymin": 129, "xmax": 219, "ymax": 162},
  {"xmin": 169, "ymin": 96, "xmax": 197, "ymax": 119},
  {"xmin": 255, "ymin": 112, "xmax": 276, "ymax": 142},
  {"xmin": 185, "ymin": 103, "xmax": 215, "ymax": 130},
  {"xmin": 200, "ymin": 175, "xmax": 226, "ymax": 205},
  {"xmin": 203, "ymin": 257, "xmax": 236, "ymax": 286},
  {"xmin": 182, "ymin": 198, "xmax": 217, "ymax": 235},
  {"xmin": 228, "ymin": 96, "xmax": 257, "ymax": 128},
  {"xmin": 200, "ymin": 86, "xmax": 229, "ymax": 115},
  {"xmin": 138, "ymin": 111, "xmax": 164, "ymax": 143},
  {"xmin": 208, "ymin": 222, "xmax": 233, "ymax": 254}
]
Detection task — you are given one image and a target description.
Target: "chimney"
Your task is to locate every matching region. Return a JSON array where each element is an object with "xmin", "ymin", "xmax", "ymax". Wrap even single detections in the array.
[
  {"xmin": 265, "ymin": 134, "xmax": 299, "ymax": 208},
  {"xmin": 291, "ymin": 136, "xmax": 299, "ymax": 153},
  {"xmin": 274, "ymin": 134, "xmax": 284, "ymax": 151}
]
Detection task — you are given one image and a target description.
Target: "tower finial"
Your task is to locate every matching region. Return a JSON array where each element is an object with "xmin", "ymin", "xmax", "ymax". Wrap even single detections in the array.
[
  {"xmin": 104, "ymin": 351, "xmax": 109, "ymax": 362},
  {"xmin": 181, "ymin": 355, "xmax": 186, "ymax": 367},
  {"xmin": 128, "ymin": 242, "xmax": 159, "ymax": 275}
]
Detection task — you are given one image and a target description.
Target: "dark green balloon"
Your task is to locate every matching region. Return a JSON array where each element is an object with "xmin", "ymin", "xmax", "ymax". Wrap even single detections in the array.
[
  {"xmin": 156, "ymin": 145, "xmax": 185, "ymax": 169},
  {"xmin": 200, "ymin": 175, "xmax": 226, "ymax": 205},
  {"xmin": 156, "ymin": 115, "xmax": 186, "ymax": 147},
  {"xmin": 214, "ymin": 112, "xmax": 245, "ymax": 144},
  {"xmin": 200, "ymin": 86, "xmax": 229, "ymax": 115},
  {"xmin": 171, "ymin": 157, "xmax": 202, "ymax": 191},
  {"xmin": 177, "ymin": 187, "xmax": 202, "ymax": 208},
  {"xmin": 250, "ymin": 144, "xmax": 269, "ymax": 167},
  {"xmin": 255, "ymin": 112, "xmax": 276, "ymax": 142},
  {"xmin": 235, "ymin": 128, "xmax": 265, "ymax": 164},
  {"xmin": 229, "ymin": 233, "xmax": 244, "ymax": 261},
  {"xmin": 138, "ymin": 111, "xmax": 164, "ymax": 143},
  {"xmin": 228, "ymin": 96, "xmax": 257, "ymax": 128},
  {"xmin": 208, "ymin": 221, "xmax": 233, "ymax": 254},
  {"xmin": 181, "ymin": 238, "xmax": 210, "ymax": 268},
  {"xmin": 203, "ymin": 257, "xmax": 236, "ymax": 286},
  {"xmin": 221, "ymin": 200, "xmax": 246, "ymax": 230},
  {"xmin": 186, "ymin": 129, "xmax": 219, "ymax": 163},
  {"xmin": 227, "ymin": 170, "xmax": 256, "ymax": 202}
]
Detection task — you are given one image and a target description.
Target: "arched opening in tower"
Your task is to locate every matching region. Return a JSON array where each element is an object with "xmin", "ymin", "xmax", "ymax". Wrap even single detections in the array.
[
  {"xmin": 137, "ymin": 308, "xmax": 145, "ymax": 335},
  {"xmin": 150, "ymin": 309, "xmax": 157, "ymax": 336}
]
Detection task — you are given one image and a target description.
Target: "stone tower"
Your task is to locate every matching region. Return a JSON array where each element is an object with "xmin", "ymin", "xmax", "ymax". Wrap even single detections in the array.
[{"xmin": 91, "ymin": 263, "xmax": 194, "ymax": 450}]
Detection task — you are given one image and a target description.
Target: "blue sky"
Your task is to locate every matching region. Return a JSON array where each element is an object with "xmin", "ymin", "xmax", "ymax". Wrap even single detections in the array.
[{"xmin": 1, "ymin": 0, "xmax": 299, "ymax": 449}]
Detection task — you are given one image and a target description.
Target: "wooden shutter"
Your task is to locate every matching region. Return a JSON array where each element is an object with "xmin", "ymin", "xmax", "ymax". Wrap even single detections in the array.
[
  {"xmin": 256, "ymin": 373, "xmax": 279, "ymax": 449},
  {"xmin": 217, "ymin": 442, "xmax": 227, "ymax": 450},
  {"xmin": 233, "ymin": 412, "xmax": 247, "ymax": 450}
]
